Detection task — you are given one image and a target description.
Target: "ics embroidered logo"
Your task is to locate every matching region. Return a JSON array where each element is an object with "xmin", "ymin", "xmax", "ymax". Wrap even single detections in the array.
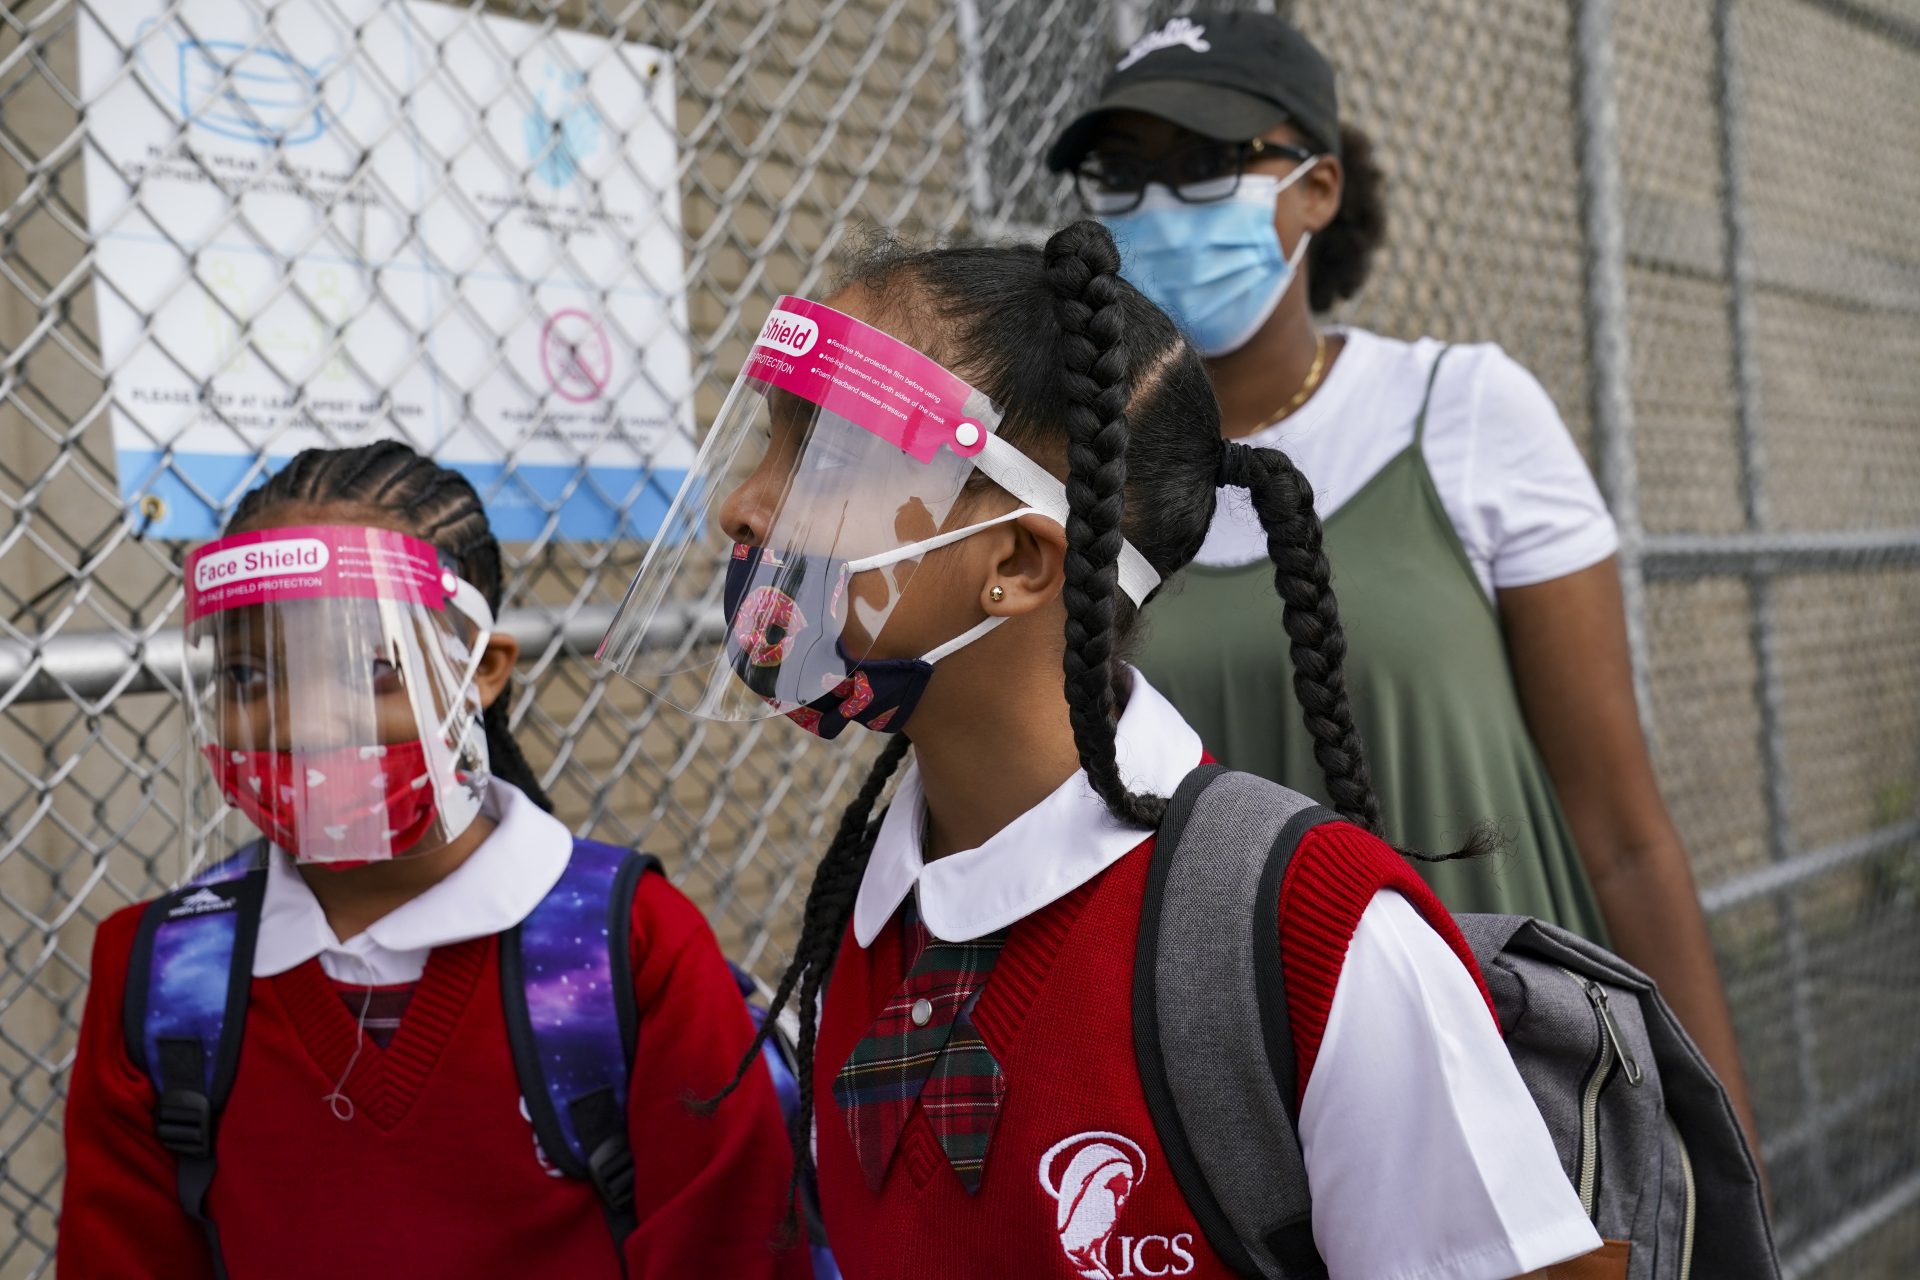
[{"xmin": 1038, "ymin": 1131, "xmax": 1195, "ymax": 1277}]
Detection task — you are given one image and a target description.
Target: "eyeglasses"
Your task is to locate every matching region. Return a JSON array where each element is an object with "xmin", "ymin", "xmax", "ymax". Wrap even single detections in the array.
[{"xmin": 1072, "ymin": 138, "xmax": 1317, "ymax": 215}]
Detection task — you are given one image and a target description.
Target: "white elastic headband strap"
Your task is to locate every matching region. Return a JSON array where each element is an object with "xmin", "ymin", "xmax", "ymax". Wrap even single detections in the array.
[
  {"xmin": 448, "ymin": 578, "xmax": 495, "ymax": 633},
  {"xmin": 436, "ymin": 577, "xmax": 496, "ymax": 738},
  {"xmin": 974, "ymin": 436, "xmax": 1163, "ymax": 605},
  {"xmin": 845, "ymin": 507, "xmax": 1043, "ymax": 575}
]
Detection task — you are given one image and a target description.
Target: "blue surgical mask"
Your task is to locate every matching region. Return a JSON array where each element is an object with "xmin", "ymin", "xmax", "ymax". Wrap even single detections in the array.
[{"xmin": 1101, "ymin": 162, "xmax": 1317, "ymax": 358}]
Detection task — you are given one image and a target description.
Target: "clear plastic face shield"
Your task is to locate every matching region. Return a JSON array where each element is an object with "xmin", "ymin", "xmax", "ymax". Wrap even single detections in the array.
[
  {"xmin": 598, "ymin": 297, "xmax": 1160, "ymax": 738},
  {"xmin": 182, "ymin": 524, "xmax": 496, "ymax": 872}
]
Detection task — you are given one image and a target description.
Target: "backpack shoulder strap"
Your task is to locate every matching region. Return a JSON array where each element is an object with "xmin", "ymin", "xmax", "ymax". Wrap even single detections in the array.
[
  {"xmin": 189, "ymin": 840, "xmax": 266, "ymax": 886},
  {"xmin": 123, "ymin": 869, "xmax": 267, "ymax": 1280},
  {"xmin": 1134, "ymin": 765, "xmax": 1338, "ymax": 1280},
  {"xmin": 500, "ymin": 837, "xmax": 659, "ymax": 1249}
]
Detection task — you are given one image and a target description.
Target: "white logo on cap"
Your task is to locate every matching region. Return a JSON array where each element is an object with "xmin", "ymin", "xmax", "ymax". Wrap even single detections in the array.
[{"xmin": 1116, "ymin": 17, "xmax": 1210, "ymax": 71}]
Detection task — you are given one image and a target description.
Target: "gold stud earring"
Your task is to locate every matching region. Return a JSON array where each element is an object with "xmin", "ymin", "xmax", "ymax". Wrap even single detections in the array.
[{"xmin": 989, "ymin": 585, "xmax": 1006, "ymax": 603}]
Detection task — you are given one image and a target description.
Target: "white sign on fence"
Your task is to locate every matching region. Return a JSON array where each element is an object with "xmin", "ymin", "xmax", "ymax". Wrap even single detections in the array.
[{"xmin": 78, "ymin": 0, "xmax": 693, "ymax": 540}]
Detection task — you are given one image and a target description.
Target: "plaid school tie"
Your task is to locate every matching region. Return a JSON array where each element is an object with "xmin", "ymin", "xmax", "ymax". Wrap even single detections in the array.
[{"xmin": 832, "ymin": 899, "xmax": 1007, "ymax": 1194}]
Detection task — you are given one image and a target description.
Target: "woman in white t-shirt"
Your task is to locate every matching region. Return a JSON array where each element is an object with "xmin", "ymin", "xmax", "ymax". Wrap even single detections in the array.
[{"xmin": 1046, "ymin": 8, "xmax": 1760, "ymax": 1147}]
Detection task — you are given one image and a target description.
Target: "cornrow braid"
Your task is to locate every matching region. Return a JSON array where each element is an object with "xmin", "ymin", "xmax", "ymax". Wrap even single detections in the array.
[
  {"xmin": 1045, "ymin": 222, "xmax": 1165, "ymax": 829},
  {"xmin": 1237, "ymin": 446, "xmax": 1382, "ymax": 834},
  {"xmin": 225, "ymin": 440, "xmax": 554, "ymax": 812},
  {"xmin": 705, "ymin": 733, "xmax": 912, "ymax": 1228}
]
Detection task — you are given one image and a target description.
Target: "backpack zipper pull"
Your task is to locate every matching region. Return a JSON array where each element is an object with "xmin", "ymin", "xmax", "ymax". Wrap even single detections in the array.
[{"xmin": 1583, "ymin": 978, "xmax": 1644, "ymax": 1086}]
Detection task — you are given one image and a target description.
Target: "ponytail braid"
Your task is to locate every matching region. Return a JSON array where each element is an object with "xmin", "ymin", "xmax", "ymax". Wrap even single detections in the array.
[
  {"xmin": 1045, "ymin": 222, "xmax": 1165, "ymax": 829},
  {"xmin": 1234, "ymin": 445, "xmax": 1382, "ymax": 833},
  {"xmin": 480, "ymin": 697, "xmax": 552, "ymax": 813},
  {"xmin": 705, "ymin": 733, "xmax": 912, "ymax": 1229},
  {"xmin": 1237, "ymin": 443, "xmax": 1490, "ymax": 860},
  {"xmin": 227, "ymin": 440, "xmax": 554, "ymax": 812}
]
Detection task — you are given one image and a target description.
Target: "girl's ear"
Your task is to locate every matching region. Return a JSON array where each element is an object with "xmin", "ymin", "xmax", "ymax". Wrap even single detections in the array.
[
  {"xmin": 982, "ymin": 513, "xmax": 1068, "ymax": 617},
  {"xmin": 1296, "ymin": 153, "xmax": 1343, "ymax": 236},
  {"xmin": 473, "ymin": 631, "xmax": 519, "ymax": 708}
]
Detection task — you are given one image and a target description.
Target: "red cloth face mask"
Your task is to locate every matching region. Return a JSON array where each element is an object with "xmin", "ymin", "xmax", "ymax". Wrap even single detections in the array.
[{"xmin": 205, "ymin": 741, "xmax": 442, "ymax": 865}]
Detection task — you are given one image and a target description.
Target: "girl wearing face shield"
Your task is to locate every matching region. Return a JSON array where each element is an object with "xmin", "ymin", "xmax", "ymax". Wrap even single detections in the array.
[
  {"xmin": 601, "ymin": 225, "xmax": 1614, "ymax": 1280},
  {"xmin": 60, "ymin": 443, "xmax": 810, "ymax": 1280},
  {"xmin": 1046, "ymin": 10, "xmax": 1759, "ymax": 1156}
]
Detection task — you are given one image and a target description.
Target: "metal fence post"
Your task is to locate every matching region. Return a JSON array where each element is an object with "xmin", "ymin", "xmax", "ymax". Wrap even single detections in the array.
[
  {"xmin": 1713, "ymin": 0, "xmax": 1835, "ymax": 1212},
  {"xmin": 1570, "ymin": 0, "xmax": 1652, "ymax": 725},
  {"xmin": 1111, "ymin": 0, "xmax": 1154, "ymax": 50},
  {"xmin": 955, "ymin": 0, "xmax": 995, "ymax": 219}
]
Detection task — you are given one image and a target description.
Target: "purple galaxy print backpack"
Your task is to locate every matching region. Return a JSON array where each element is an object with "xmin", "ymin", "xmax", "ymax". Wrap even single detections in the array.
[{"xmin": 125, "ymin": 838, "xmax": 837, "ymax": 1279}]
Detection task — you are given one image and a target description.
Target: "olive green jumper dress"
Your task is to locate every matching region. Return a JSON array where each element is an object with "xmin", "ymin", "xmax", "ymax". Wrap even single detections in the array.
[{"xmin": 1137, "ymin": 351, "xmax": 1610, "ymax": 940}]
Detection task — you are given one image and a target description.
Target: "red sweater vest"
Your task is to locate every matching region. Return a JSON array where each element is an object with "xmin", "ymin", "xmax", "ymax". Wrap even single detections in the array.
[
  {"xmin": 814, "ymin": 822, "xmax": 1492, "ymax": 1280},
  {"xmin": 61, "ymin": 874, "xmax": 809, "ymax": 1280}
]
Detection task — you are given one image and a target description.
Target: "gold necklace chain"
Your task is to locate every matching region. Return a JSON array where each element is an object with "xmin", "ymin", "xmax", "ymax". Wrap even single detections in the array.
[{"xmin": 1268, "ymin": 330, "xmax": 1328, "ymax": 424}]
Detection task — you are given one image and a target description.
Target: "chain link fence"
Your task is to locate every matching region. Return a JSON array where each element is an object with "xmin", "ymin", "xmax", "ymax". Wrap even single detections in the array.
[{"xmin": 1, "ymin": 0, "xmax": 1915, "ymax": 1275}]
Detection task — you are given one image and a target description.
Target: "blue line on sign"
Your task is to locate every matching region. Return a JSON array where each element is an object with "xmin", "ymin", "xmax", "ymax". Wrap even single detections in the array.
[{"xmin": 114, "ymin": 447, "xmax": 688, "ymax": 543}]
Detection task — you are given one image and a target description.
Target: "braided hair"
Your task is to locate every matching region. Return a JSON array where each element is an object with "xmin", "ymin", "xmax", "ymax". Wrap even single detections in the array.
[
  {"xmin": 1049, "ymin": 227, "xmax": 1166, "ymax": 827},
  {"xmin": 224, "ymin": 440, "xmax": 554, "ymax": 812},
  {"xmin": 691, "ymin": 734, "xmax": 911, "ymax": 1225},
  {"xmin": 710, "ymin": 219, "xmax": 1442, "ymax": 1224},
  {"xmin": 1230, "ymin": 448, "xmax": 1381, "ymax": 832}
]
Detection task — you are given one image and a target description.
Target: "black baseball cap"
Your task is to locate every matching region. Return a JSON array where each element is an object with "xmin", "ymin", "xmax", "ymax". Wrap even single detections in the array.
[{"xmin": 1045, "ymin": 11, "xmax": 1340, "ymax": 172}]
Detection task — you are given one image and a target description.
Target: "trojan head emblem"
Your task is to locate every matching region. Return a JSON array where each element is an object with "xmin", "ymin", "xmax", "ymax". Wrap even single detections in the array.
[{"xmin": 1038, "ymin": 1132, "xmax": 1148, "ymax": 1280}]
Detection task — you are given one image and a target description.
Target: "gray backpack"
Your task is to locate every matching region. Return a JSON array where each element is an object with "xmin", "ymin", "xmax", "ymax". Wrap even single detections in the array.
[{"xmin": 1134, "ymin": 765, "xmax": 1778, "ymax": 1280}]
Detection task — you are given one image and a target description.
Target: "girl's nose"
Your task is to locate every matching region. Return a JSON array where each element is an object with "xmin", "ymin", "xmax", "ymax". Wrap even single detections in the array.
[
  {"xmin": 269, "ymin": 668, "xmax": 368, "ymax": 750},
  {"xmin": 715, "ymin": 472, "xmax": 776, "ymax": 547}
]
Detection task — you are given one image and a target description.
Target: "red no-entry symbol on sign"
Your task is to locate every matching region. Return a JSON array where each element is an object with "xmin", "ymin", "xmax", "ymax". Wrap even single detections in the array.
[{"xmin": 540, "ymin": 309, "xmax": 612, "ymax": 403}]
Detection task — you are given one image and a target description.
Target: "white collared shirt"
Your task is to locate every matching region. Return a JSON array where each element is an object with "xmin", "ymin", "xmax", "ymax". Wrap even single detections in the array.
[
  {"xmin": 854, "ymin": 675, "xmax": 1202, "ymax": 946},
  {"xmin": 852, "ymin": 669, "xmax": 1599, "ymax": 1279},
  {"xmin": 253, "ymin": 779, "xmax": 573, "ymax": 984}
]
